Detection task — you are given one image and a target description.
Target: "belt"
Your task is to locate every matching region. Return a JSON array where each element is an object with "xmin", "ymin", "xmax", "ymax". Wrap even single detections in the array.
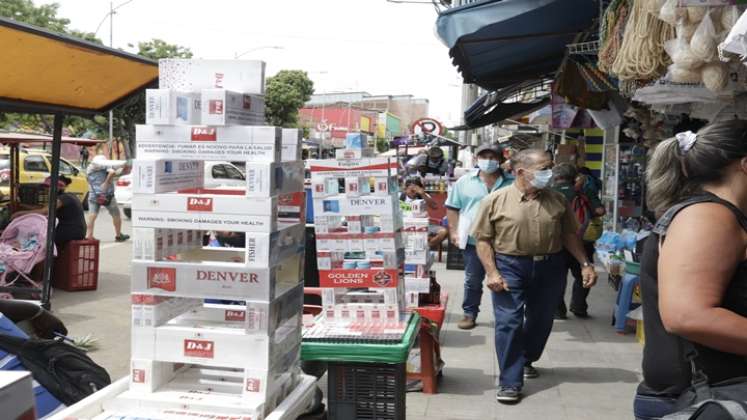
[
  {"xmin": 532, "ymin": 255, "xmax": 552, "ymax": 262},
  {"xmin": 496, "ymin": 253, "xmax": 558, "ymax": 262}
]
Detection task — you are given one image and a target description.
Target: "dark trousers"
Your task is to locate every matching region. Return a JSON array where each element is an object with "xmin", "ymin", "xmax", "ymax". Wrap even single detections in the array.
[
  {"xmin": 559, "ymin": 241, "xmax": 596, "ymax": 314},
  {"xmin": 492, "ymin": 253, "xmax": 565, "ymax": 388}
]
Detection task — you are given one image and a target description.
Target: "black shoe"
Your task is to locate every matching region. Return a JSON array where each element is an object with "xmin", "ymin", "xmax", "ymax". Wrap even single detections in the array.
[
  {"xmin": 115, "ymin": 234, "xmax": 130, "ymax": 242},
  {"xmin": 554, "ymin": 310, "xmax": 568, "ymax": 320},
  {"xmin": 496, "ymin": 386, "xmax": 522, "ymax": 404},
  {"xmin": 523, "ymin": 364, "xmax": 539, "ymax": 379},
  {"xmin": 570, "ymin": 309, "xmax": 590, "ymax": 319}
]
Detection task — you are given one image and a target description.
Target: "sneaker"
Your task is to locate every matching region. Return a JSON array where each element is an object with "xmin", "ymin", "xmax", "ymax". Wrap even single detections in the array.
[
  {"xmin": 115, "ymin": 234, "xmax": 130, "ymax": 242},
  {"xmin": 524, "ymin": 363, "xmax": 539, "ymax": 379},
  {"xmin": 496, "ymin": 386, "xmax": 522, "ymax": 403},
  {"xmin": 457, "ymin": 316, "xmax": 476, "ymax": 330}
]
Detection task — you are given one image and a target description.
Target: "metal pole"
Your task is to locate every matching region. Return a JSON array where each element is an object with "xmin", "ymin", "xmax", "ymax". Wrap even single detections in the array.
[
  {"xmin": 42, "ymin": 114, "xmax": 64, "ymax": 309},
  {"xmin": 108, "ymin": 1, "xmax": 114, "ymax": 158}
]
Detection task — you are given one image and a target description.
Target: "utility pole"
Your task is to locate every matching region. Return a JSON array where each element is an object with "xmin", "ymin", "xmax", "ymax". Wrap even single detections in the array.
[{"xmin": 108, "ymin": 1, "xmax": 115, "ymax": 158}]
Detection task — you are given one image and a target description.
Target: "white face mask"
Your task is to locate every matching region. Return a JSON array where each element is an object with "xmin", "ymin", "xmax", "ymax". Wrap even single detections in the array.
[
  {"xmin": 477, "ymin": 159, "xmax": 499, "ymax": 174},
  {"xmin": 530, "ymin": 169, "xmax": 553, "ymax": 189}
]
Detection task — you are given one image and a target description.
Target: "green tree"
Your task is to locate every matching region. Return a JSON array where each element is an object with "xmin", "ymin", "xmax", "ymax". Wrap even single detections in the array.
[
  {"xmin": 0, "ymin": 0, "xmax": 69, "ymax": 32},
  {"xmin": 265, "ymin": 70, "xmax": 314, "ymax": 127}
]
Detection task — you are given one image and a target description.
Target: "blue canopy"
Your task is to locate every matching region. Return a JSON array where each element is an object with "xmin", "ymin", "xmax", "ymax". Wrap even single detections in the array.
[{"xmin": 436, "ymin": 0, "xmax": 598, "ymax": 90}]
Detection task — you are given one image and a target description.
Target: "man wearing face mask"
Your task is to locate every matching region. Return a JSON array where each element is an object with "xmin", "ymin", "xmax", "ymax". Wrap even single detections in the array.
[
  {"xmin": 418, "ymin": 146, "xmax": 449, "ymax": 176},
  {"xmin": 471, "ymin": 149, "xmax": 598, "ymax": 404},
  {"xmin": 445, "ymin": 144, "xmax": 512, "ymax": 330}
]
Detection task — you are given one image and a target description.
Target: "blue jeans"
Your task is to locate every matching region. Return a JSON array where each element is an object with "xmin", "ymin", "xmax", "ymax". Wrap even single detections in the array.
[
  {"xmin": 492, "ymin": 253, "xmax": 565, "ymax": 389},
  {"xmin": 633, "ymin": 393, "xmax": 678, "ymax": 419},
  {"xmin": 462, "ymin": 245, "xmax": 486, "ymax": 320}
]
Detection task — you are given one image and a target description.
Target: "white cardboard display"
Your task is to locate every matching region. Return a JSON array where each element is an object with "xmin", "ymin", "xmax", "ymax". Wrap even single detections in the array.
[
  {"xmin": 159, "ymin": 59, "xmax": 266, "ymax": 95},
  {"xmin": 307, "ymin": 157, "xmax": 398, "ymax": 177},
  {"xmin": 312, "ymin": 193, "xmax": 400, "ymax": 217},
  {"xmin": 145, "ymin": 90, "xmax": 202, "ymax": 126},
  {"xmin": 245, "ymin": 161, "xmax": 304, "ymax": 198},
  {"xmin": 281, "ymin": 129, "xmax": 302, "ymax": 162},
  {"xmin": 0, "ymin": 371, "xmax": 35, "ymax": 420},
  {"xmin": 137, "ymin": 141, "xmax": 281, "ymax": 162}
]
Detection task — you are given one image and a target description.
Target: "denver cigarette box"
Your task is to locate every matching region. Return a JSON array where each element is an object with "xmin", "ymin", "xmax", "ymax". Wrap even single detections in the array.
[
  {"xmin": 130, "ymin": 253, "xmax": 303, "ymax": 301},
  {"xmin": 245, "ymin": 161, "xmax": 304, "ymax": 198},
  {"xmin": 159, "ymin": 59, "xmax": 266, "ymax": 95},
  {"xmin": 132, "ymin": 160, "xmax": 204, "ymax": 194},
  {"xmin": 145, "ymin": 89, "xmax": 201, "ymax": 126},
  {"xmin": 131, "ymin": 191, "xmax": 280, "ymax": 233},
  {"xmin": 312, "ymin": 193, "xmax": 400, "ymax": 217},
  {"xmin": 0, "ymin": 371, "xmax": 35, "ymax": 420},
  {"xmin": 201, "ymin": 90, "xmax": 265, "ymax": 126},
  {"xmin": 281, "ymin": 128, "xmax": 302, "ymax": 162},
  {"xmin": 308, "ymin": 157, "xmax": 398, "ymax": 177}
]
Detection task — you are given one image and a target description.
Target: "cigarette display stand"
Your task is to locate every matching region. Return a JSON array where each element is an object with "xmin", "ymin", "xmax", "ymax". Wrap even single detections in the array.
[{"xmin": 54, "ymin": 59, "xmax": 315, "ymax": 420}]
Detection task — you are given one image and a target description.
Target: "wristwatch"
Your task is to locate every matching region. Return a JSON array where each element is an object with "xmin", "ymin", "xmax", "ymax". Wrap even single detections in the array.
[{"xmin": 582, "ymin": 261, "xmax": 592, "ymax": 268}]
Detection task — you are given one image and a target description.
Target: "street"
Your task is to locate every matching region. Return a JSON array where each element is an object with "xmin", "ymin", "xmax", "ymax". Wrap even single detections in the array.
[{"xmin": 49, "ymin": 210, "xmax": 643, "ymax": 419}]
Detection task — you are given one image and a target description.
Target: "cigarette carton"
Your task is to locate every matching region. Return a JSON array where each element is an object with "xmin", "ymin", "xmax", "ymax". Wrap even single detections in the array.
[
  {"xmin": 136, "ymin": 141, "xmax": 281, "ymax": 162},
  {"xmin": 145, "ymin": 89, "xmax": 202, "ymax": 126},
  {"xmin": 245, "ymin": 161, "xmax": 304, "ymax": 198},
  {"xmin": 405, "ymin": 277, "xmax": 430, "ymax": 294},
  {"xmin": 129, "ymin": 359, "xmax": 188, "ymax": 393},
  {"xmin": 318, "ymin": 267, "xmax": 401, "ymax": 288},
  {"xmin": 159, "ymin": 59, "xmax": 266, "ymax": 94},
  {"xmin": 335, "ymin": 148, "xmax": 375, "ymax": 160},
  {"xmin": 130, "ymin": 253, "xmax": 303, "ymax": 301},
  {"xmin": 313, "ymin": 193, "xmax": 400, "ymax": 217},
  {"xmin": 131, "ymin": 191, "xmax": 280, "ymax": 233},
  {"xmin": 345, "ymin": 133, "xmax": 368, "ymax": 149},
  {"xmin": 307, "ymin": 158, "xmax": 398, "ymax": 177},
  {"xmin": 281, "ymin": 128, "xmax": 302, "ymax": 162},
  {"xmin": 132, "ymin": 160, "xmax": 204, "ymax": 194},
  {"xmin": 201, "ymin": 90, "xmax": 265, "ymax": 126}
]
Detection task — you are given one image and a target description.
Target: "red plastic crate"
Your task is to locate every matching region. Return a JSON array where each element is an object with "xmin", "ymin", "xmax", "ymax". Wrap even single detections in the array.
[{"xmin": 53, "ymin": 239, "xmax": 99, "ymax": 291}]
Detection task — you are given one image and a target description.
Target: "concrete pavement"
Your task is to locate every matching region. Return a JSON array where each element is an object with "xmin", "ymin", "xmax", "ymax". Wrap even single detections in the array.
[{"xmin": 50, "ymin": 214, "xmax": 643, "ymax": 418}]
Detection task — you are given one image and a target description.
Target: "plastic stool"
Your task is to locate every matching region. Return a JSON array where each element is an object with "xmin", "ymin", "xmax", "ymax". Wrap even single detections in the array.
[{"xmin": 612, "ymin": 272, "xmax": 640, "ymax": 334}]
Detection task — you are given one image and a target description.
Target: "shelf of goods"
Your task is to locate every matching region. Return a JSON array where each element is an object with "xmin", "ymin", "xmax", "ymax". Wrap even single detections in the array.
[{"xmin": 62, "ymin": 59, "xmax": 315, "ymax": 420}]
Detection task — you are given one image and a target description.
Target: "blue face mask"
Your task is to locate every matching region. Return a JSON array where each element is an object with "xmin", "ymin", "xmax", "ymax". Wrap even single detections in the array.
[
  {"xmin": 530, "ymin": 169, "xmax": 553, "ymax": 189},
  {"xmin": 477, "ymin": 159, "xmax": 499, "ymax": 174}
]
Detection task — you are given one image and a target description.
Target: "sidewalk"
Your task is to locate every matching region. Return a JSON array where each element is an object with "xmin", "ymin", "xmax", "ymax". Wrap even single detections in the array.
[{"xmin": 406, "ymin": 261, "xmax": 642, "ymax": 420}]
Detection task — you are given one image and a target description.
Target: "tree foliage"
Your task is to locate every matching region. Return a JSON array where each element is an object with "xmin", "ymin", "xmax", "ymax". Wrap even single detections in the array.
[{"xmin": 265, "ymin": 70, "xmax": 314, "ymax": 128}]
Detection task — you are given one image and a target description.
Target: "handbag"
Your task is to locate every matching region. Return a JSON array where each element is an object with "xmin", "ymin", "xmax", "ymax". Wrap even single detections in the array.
[
  {"xmin": 662, "ymin": 342, "xmax": 747, "ymax": 419},
  {"xmin": 95, "ymin": 193, "xmax": 112, "ymax": 207}
]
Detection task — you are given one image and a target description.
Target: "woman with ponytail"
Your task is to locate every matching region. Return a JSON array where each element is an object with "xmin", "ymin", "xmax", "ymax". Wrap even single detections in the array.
[{"xmin": 634, "ymin": 119, "xmax": 747, "ymax": 419}]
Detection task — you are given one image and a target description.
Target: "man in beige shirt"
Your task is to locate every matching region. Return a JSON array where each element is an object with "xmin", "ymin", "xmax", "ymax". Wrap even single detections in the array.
[{"xmin": 471, "ymin": 149, "xmax": 598, "ymax": 404}]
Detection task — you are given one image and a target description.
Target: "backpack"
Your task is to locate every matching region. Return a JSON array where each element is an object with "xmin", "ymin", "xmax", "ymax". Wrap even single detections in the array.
[
  {"xmin": 570, "ymin": 192, "xmax": 593, "ymax": 238},
  {"xmin": 0, "ymin": 334, "xmax": 111, "ymax": 405}
]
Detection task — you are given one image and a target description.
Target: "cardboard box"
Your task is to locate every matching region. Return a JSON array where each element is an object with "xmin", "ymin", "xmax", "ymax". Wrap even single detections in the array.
[
  {"xmin": 405, "ymin": 277, "xmax": 430, "ymax": 294},
  {"xmin": 129, "ymin": 359, "xmax": 188, "ymax": 394},
  {"xmin": 0, "ymin": 371, "xmax": 35, "ymax": 420},
  {"xmin": 307, "ymin": 158, "xmax": 398, "ymax": 177},
  {"xmin": 132, "ymin": 160, "xmax": 204, "ymax": 194},
  {"xmin": 322, "ymin": 304, "xmax": 401, "ymax": 322},
  {"xmin": 130, "ymin": 253, "xmax": 303, "ymax": 301},
  {"xmin": 312, "ymin": 193, "xmax": 400, "ymax": 217},
  {"xmin": 281, "ymin": 128, "xmax": 302, "ymax": 162},
  {"xmin": 245, "ymin": 161, "xmax": 304, "ymax": 198},
  {"xmin": 159, "ymin": 59, "xmax": 266, "ymax": 94},
  {"xmin": 335, "ymin": 148, "xmax": 376, "ymax": 160},
  {"xmin": 345, "ymin": 133, "xmax": 368, "ymax": 149},
  {"xmin": 201, "ymin": 90, "xmax": 265, "ymax": 126},
  {"xmin": 318, "ymin": 268, "xmax": 401, "ymax": 288},
  {"xmin": 133, "ymin": 228, "xmax": 204, "ymax": 261},
  {"xmin": 321, "ymin": 284, "xmax": 403, "ymax": 306},
  {"xmin": 131, "ymin": 294, "xmax": 203, "ymax": 328},
  {"xmin": 136, "ymin": 141, "xmax": 281, "ymax": 162},
  {"xmin": 146, "ymin": 89, "xmax": 201, "ymax": 126},
  {"xmin": 131, "ymin": 192, "xmax": 280, "ymax": 233}
]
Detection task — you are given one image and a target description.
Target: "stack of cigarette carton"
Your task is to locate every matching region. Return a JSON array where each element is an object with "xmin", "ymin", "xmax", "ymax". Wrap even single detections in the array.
[
  {"xmin": 402, "ymin": 214, "xmax": 435, "ymax": 310},
  {"xmin": 308, "ymin": 134, "xmax": 408, "ymax": 330},
  {"xmin": 105, "ymin": 60, "xmax": 308, "ymax": 420}
]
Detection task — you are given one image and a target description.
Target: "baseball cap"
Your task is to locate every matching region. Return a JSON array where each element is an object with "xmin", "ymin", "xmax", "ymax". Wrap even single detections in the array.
[{"xmin": 475, "ymin": 143, "xmax": 503, "ymax": 158}]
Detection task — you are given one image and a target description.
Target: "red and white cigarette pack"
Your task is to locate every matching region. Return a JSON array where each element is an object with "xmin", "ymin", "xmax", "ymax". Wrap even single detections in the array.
[
  {"xmin": 307, "ymin": 158, "xmax": 398, "ymax": 177},
  {"xmin": 145, "ymin": 89, "xmax": 202, "ymax": 126},
  {"xmin": 321, "ymin": 283, "xmax": 404, "ymax": 306},
  {"xmin": 136, "ymin": 125, "xmax": 281, "ymax": 162},
  {"xmin": 132, "ymin": 160, "xmax": 204, "ymax": 194},
  {"xmin": 315, "ymin": 231, "xmax": 403, "ymax": 254},
  {"xmin": 129, "ymin": 359, "xmax": 188, "ymax": 394},
  {"xmin": 200, "ymin": 90, "xmax": 265, "ymax": 126},
  {"xmin": 131, "ymin": 253, "xmax": 303, "ymax": 301},
  {"xmin": 131, "ymin": 294, "xmax": 203, "ymax": 328},
  {"xmin": 312, "ymin": 193, "xmax": 400, "ymax": 217},
  {"xmin": 133, "ymin": 228, "xmax": 204, "ymax": 261},
  {"xmin": 131, "ymin": 191, "xmax": 279, "ymax": 233},
  {"xmin": 403, "ymin": 217, "xmax": 430, "ymax": 265},
  {"xmin": 314, "ymin": 215, "xmax": 401, "ymax": 235},
  {"xmin": 159, "ymin": 59, "xmax": 266, "ymax": 95},
  {"xmin": 0, "ymin": 371, "xmax": 35, "ymax": 420},
  {"xmin": 281, "ymin": 128, "xmax": 302, "ymax": 162},
  {"xmin": 245, "ymin": 161, "xmax": 304, "ymax": 197},
  {"xmin": 318, "ymin": 267, "xmax": 401, "ymax": 288},
  {"xmin": 334, "ymin": 148, "xmax": 376, "ymax": 160}
]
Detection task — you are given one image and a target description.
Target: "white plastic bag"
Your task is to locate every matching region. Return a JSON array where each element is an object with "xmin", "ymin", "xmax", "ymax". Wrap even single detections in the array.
[
  {"xmin": 691, "ymin": 11, "xmax": 718, "ymax": 61},
  {"xmin": 720, "ymin": 8, "xmax": 747, "ymax": 57},
  {"xmin": 702, "ymin": 62, "xmax": 729, "ymax": 92},
  {"xmin": 667, "ymin": 63, "xmax": 703, "ymax": 83},
  {"xmin": 721, "ymin": 6, "xmax": 741, "ymax": 32},
  {"xmin": 646, "ymin": 0, "xmax": 666, "ymax": 16},
  {"xmin": 665, "ymin": 36, "xmax": 704, "ymax": 69},
  {"xmin": 687, "ymin": 6, "xmax": 707, "ymax": 24},
  {"xmin": 660, "ymin": 0, "xmax": 685, "ymax": 26},
  {"xmin": 677, "ymin": 20, "xmax": 698, "ymax": 41}
]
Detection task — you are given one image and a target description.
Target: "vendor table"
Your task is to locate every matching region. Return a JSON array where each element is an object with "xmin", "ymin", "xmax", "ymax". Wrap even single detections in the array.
[{"xmin": 409, "ymin": 293, "xmax": 448, "ymax": 394}]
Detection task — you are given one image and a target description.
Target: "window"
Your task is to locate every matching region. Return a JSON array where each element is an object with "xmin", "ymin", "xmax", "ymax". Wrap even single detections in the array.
[
  {"xmin": 58, "ymin": 159, "xmax": 77, "ymax": 175},
  {"xmin": 224, "ymin": 165, "xmax": 244, "ymax": 180},
  {"xmin": 212, "ymin": 165, "xmax": 228, "ymax": 179},
  {"xmin": 24, "ymin": 155, "xmax": 48, "ymax": 172}
]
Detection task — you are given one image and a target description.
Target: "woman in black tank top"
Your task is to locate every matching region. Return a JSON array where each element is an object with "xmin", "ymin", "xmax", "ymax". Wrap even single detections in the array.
[{"xmin": 635, "ymin": 120, "xmax": 747, "ymax": 420}]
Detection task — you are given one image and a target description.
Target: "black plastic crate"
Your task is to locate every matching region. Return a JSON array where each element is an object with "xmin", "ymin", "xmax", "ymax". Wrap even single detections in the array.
[
  {"xmin": 327, "ymin": 362, "xmax": 406, "ymax": 420},
  {"xmin": 18, "ymin": 183, "xmax": 48, "ymax": 206},
  {"xmin": 445, "ymin": 241, "xmax": 464, "ymax": 270}
]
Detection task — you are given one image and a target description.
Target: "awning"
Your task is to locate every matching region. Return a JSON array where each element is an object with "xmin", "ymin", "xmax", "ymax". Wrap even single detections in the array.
[
  {"xmin": 0, "ymin": 17, "xmax": 158, "ymax": 116},
  {"xmin": 436, "ymin": 0, "xmax": 598, "ymax": 90},
  {"xmin": 452, "ymin": 79, "xmax": 552, "ymax": 130},
  {"xmin": 0, "ymin": 132, "xmax": 105, "ymax": 146}
]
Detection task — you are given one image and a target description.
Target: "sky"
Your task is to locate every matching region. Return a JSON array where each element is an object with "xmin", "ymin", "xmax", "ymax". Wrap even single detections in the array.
[{"xmin": 42, "ymin": 0, "xmax": 464, "ymax": 127}]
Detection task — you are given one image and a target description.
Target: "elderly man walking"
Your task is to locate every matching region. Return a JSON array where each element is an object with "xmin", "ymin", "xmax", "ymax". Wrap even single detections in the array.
[{"xmin": 471, "ymin": 149, "xmax": 598, "ymax": 404}]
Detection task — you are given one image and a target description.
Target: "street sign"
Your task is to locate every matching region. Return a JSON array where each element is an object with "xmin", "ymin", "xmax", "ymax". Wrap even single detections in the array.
[{"xmin": 412, "ymin": 118, "xmax": 444, "ymax": 137}]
